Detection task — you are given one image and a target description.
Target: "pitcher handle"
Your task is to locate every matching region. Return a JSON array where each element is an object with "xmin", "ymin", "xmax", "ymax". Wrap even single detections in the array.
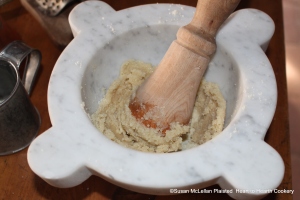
[{"xmin": 0, "ymin": 40, "xmax": 41, "ymax": 95}]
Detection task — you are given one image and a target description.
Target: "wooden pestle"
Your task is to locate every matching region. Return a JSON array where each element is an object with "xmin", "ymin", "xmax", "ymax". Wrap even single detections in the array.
[{"xmin": 129, "ymin": 0, "xmax": 240, "ymax": 132}]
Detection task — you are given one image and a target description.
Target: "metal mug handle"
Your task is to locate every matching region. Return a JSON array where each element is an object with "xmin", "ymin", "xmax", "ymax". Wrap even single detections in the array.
[{"xmin": 0, "ymin": 41, "xmax": 41, "ymax": 95}]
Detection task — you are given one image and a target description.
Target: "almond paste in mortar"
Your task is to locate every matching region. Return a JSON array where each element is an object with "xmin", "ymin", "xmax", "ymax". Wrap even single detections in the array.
[{"xmin": 91, "ymin": 60, "xmax": 226, "ymax": 153}]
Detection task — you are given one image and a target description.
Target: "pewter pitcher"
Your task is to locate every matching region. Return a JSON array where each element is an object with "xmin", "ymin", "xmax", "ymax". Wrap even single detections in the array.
[{"xmin": 0, "ymin": 41, "xmax": 41, "ymax": 155}]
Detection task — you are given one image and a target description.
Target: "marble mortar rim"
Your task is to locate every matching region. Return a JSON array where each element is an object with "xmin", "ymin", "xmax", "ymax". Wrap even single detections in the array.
[{"xmin": 27, "ymin": 1, "xmax": 284, "ymax": 199}]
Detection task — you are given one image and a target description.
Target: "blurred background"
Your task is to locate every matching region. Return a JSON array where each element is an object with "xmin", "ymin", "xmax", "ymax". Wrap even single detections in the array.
[{"xmin": 283, "ymin": 0, "xmax": 300, "ymax": 199}]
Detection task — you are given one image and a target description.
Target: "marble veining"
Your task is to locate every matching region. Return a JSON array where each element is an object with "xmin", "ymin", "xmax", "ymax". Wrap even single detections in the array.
[{"xmin": 27, "ymin": 1, "xmax": 283, "ymax": 199}]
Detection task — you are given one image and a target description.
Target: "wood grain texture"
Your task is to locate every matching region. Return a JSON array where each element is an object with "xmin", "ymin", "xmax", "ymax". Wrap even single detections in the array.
[
  {"xmin": 0, "ymin": 0, "xmax": 291, "ymax": 199},
  {"xmin": 130, "ymin": 0, "xmax": 240, "ymax": 130}
]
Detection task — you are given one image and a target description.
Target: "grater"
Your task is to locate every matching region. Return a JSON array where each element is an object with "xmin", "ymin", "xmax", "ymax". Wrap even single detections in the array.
[
  {"xmin": 0, "ymin": 0, "xmax": 13, "ymax": 6},
  {"xmin": 35, "ymin": 0, "xmax": 75, "ymax": 16}
]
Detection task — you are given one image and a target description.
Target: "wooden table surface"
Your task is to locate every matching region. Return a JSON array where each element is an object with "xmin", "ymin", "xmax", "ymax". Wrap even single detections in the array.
[{"xmin": 0, "ymin": 0, "xmax": 292, "ymax": 199}]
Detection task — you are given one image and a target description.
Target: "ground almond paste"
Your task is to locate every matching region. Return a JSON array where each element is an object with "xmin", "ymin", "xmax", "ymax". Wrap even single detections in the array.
[{"xmin": 91, "ymin": 60, "xmax": 226, "ymax": 153}]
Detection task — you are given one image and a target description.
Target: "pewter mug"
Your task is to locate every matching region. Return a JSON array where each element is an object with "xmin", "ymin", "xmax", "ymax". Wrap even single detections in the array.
[{"xmin": 0, "ymin": 41, "xmax": 41, "ymax": 155}]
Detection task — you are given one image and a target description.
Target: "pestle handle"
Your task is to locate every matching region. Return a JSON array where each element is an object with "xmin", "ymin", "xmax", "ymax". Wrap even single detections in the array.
[
  {"xmin": 191, "ymin": 0, "xmax": 241, "ymax": 36},
  {"xmin": 177, "ymin": 0, "xmax": 240, "ymax": 59},
  {"xmin": 129, "ymin": 0, "xmax": 240, "ymax": 132}
]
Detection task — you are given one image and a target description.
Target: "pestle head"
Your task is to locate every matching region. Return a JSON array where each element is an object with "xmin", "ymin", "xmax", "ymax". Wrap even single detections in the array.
[{"xmin": 129, "ymin": 0, "xmax": 240, "ymax": 132}]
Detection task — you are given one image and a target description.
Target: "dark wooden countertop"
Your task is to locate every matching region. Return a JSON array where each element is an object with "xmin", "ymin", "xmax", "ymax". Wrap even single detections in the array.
[{"xmin": 0, "ymin": 0, "xmax": 292, "ymax": 199}]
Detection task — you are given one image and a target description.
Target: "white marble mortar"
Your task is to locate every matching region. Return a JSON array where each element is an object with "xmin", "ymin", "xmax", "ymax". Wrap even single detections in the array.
[{"xmin": 27, "ymin": 1, "xmax": 284, "ymax": 199}]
